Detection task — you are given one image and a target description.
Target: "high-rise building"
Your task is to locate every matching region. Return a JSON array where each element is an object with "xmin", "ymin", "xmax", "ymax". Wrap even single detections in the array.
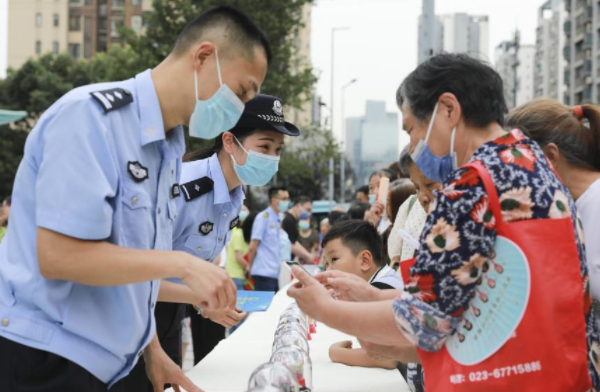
[
  {"xmin": 495, "ymin": 41, "xmax": 535, "ymax": 109},
  {"xmin": 7, "ymin": 0, "xmax": 151, "ymax": 70},
  {"xmin": 345, "ymin": 101, "xmax": 399, "ymax": 186},
  {"xmin": 418, "ymin": 0, "xmax": 439, "ymax": 64},
  {"xmin": 563, "ymin": 0, "xmax": 598, "ymax": 104},
  {"xmin": 417, "ymin": 0, "xmax": 489, "ymax": 64},
  {"xmin": 438, "ymin": 13, "xmax": 489, "ymax": 61},
  {"xmin": 534, "ymin": 0, "xmax": 566, "ymax": 101}
]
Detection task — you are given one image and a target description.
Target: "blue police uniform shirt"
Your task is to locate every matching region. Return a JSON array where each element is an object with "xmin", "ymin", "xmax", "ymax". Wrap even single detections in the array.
[
  {"xmin": 251, "ymin": 206, "xmax": 282, "ymax": 279},
  {"xmin": 172, "ymin": 153, "xmax": 245, "ymax": 266},
  {"xmin": 0, "ymin": 70, "xmax": 185, "ymax": 387}
]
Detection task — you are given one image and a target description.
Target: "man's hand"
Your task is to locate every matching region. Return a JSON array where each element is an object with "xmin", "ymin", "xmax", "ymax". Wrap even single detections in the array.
[
  {"xmin": 358, "ymin": 338, "xmax": 420, "ymax": 364},
  {"xmin": 287, "ymin": 265, "xmax": 335, "ymax": 322},
  {"xmin": 202, "ymin": 307, "xmax": 247, "ymax": 329},
  {"xmin": 316, "ymin": 270, "xmax": 382, "ymax": 302},
  {"xmin": 144, "ymin": 336, "xmax": 202, "ymax": 392},
  {"xmin": 181, "ymin": 255, "xmax": 237, "ymax": 311}
]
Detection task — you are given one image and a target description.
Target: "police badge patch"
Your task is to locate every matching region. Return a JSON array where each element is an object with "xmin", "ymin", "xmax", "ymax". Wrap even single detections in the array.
[
  {"xmin": 127, "ymin": 161, "xmax": 149, "ymax": 182},
  {"xmin": 199, "ymin": 221, "xmax": 214, "ymax": 236}
]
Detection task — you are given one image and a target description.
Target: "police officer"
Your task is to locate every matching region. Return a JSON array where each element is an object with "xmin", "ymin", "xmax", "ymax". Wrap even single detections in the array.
[
  {"xmin": 248, "ymin": 185, "xmax": 292, "ymax": 292},
  {"xmin": 0, "ymin": 6, "xmax": 271, "ymax": 392},
  {"xmin": 131, "ymin": 95, "xmax": 300, "ymax": 389}
]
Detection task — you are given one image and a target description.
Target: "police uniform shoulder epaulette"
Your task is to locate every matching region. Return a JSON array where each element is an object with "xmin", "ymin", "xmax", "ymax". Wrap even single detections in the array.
[
  {"xmin": 179, "ymin": 176, "xmax": 214, "ymax": 202},
  {"xmin": 90, "ymin": 88, "xmax": 134, "ymax": 114}
]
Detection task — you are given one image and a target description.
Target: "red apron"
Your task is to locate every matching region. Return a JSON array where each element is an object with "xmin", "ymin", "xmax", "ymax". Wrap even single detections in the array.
[{"xmin": 415, "ymin": 161, "xmax": 591, "ymax": 391}]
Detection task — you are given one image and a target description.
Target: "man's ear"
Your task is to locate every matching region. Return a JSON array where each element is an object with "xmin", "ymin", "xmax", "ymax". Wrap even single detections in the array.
[
  {"xmin": 359, "ymin": 250, "xmax": 374, "ymax": 272},
  {"xmin": 191, "ymin": 42, "xmax": 217, "ymax": 71}
]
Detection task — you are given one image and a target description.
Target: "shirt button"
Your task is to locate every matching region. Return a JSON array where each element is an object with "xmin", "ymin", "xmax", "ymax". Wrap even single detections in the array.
[
  {"xmin": 171, "ymin": 169, "xmax": 174, "ymax": 177},
  {"xmin": 1, "ymin": 318, "xmax": 9, "ymax": 327},
  {"xmin": 157, "ymin": 207, "xmax": 162, "ymax": 215},
  {"xmin": 223, "ymin": 212, "xmax": 228, "ymax": 218},
  {"xmin": 132, "ymin": 197, "xmax": 138, "ymax": 205},
  {"xmin": 218, "ymin": 237, "xmax": 223, "ymax": 242},
  {"xmin": 196, "ymin": 246, "xmax": 202, "ymax": 253}
]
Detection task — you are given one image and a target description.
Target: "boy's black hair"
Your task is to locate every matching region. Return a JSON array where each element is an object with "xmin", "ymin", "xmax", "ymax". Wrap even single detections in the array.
[
  {"xmin": 172, "ymin": 5, "xmax": 272, "ymax": 64},
  {"xmin": 397, "ymin": 53, "xmax": 507, "ymax": 128},
  {"xmin": 322, "ymin": 220, "xmax": 383, "ymax": 266}
]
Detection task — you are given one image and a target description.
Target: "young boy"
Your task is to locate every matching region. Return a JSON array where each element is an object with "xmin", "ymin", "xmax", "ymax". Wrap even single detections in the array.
[{"xmin": 322, "ymin": 220, "xmax": 402, "ymax": 369}]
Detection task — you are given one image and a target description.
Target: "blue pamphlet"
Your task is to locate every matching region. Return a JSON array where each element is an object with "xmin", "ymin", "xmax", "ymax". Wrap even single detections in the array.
[{"xmin": 237, "ymin": 290, "xmax": 275, "ymax": 312}]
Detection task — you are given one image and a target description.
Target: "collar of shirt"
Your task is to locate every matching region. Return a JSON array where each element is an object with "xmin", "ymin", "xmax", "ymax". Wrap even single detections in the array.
[
  {"xmin": 134, "ymin": 69, "xmax": 185, "ymax": 160},
  {"xmin": 369, "ymin": 265, "xmax": 390, "ymax": 284},
  {"xmin": 208, "ymin": 153, "xmax": 245, "ymax": 207}
]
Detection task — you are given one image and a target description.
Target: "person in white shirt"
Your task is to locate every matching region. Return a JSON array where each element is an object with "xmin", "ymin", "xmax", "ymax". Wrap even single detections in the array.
[{"xmin": 507, "ymin": 100, "xmax": 600, "ymax": 327}]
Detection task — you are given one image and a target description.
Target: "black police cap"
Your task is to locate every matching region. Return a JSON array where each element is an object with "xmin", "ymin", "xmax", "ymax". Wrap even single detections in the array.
[{"xmin": 234, "ymin": 94, "xmax": 300, "ymax": 136}]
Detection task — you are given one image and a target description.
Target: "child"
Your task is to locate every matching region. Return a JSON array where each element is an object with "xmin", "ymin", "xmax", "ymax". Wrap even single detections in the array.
[{"xmin": 322, "ymin": 220, "xmax": 402, "ymax": 369}]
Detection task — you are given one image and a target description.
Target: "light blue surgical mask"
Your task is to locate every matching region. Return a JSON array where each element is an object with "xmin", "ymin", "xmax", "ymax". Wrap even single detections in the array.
[
  {"xmin": 231, "ymin": 136, "xmax": 280, "ymax": 186},
  {"xmin": 368, "ymin": 194, "xmax": 376, "ymax": 205},
  {"xmin": 189, "ymin": 49, "xmax": 244, "ymax": 140},
  {"xmin": 298, "ymin": 220, "xmax": 310, "ymax": 230},
  {"xmin": 239, "ymin": 210, "xmax": 250, "ymax": 222},
  {"xmin": 278, "ymin": 200, "xmax": 290, "ymax": 213},
  {"xmin": 410, "ymin": 103, "xmax": 458, "ymax": 183}
]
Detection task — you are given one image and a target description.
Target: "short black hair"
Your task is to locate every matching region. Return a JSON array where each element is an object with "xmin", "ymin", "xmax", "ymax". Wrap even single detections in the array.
[
  {"xmin": 369, "ymin": 169, "xmax": 396, "ymax": 182},
  {"xmin": 348, "ymin": 202, "xmax": 369, "ymax": 220},
  {"xmin": 328, "ymin": 210, "xmax": 350, "ymax": 226},
  {"xmin": 268, "ymin": 186, "xmax": 287, "ymax": 202},
  {"xmin": 322, "ymin": 220, "xmax": 383, "ymax": 266},
  {"xmin": 397, "ymin": 53, "xmax": 507, "ymax": 128},
  {"xmin": 293, "ymin": 195, "xmax": 312, "ymax": 207},
  {"xmin": 356, "ymin": 186, "xmax": 369, "ymax": 196},
  {"xmin": 172, "ymin": 5, "xmax": 272, "ymax": 64}
]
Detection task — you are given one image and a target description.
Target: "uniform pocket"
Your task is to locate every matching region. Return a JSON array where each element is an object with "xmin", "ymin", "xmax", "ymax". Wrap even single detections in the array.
[
  {"xmin": 121, "ymin": 187, "xmax": 154, "ymax": 249},
  {"xmin": 184, "ymin": 233, "xmax": 217, "ymax": 261}
]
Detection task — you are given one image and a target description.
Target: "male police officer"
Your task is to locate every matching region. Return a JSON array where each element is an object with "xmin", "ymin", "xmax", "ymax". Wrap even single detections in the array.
[{"xmin": 0, "ymin": 6, "xmax": 271, "ymax": 392}]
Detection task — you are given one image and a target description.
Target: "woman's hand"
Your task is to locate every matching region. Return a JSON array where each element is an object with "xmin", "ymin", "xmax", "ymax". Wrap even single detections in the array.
[
  {"xmin": 202, "ymin": 307, "xmax": 247, "ymax": 329},
  {"xmin": 287, "ymin": 266, "xmax": 336, "ymax": 322},
  {"xmin": 316, "ymin": 270, "xmax": 382, "ymax": 302},
  {"xmin": 367, "ymin": 202, "xmax": 385, "ymax": 226}
]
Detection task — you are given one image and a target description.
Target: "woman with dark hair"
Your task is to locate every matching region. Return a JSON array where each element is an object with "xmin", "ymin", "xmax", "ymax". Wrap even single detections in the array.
[
  {"xmin": 381, "ymin": 179, "xmax": 416, "ymax": 267},
  {"xmin": 288, "ymin": 53, "xmax": 599, "ymax": 392},
  {"xmin": 506, "ymin": 99, "xmax": 600, "ymax": 326},
  {"xmin": 130, "ymin": 94, "xmax": 301, "ymax": 388}
]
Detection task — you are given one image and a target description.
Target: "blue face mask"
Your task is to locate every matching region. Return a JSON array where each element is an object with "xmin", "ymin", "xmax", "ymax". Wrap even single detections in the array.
[
  {"xmin": 368, "ymin": 194, "xmax": 376, "ymax": 205},
  {"xmin": 410, "ymin": 103, "xmax": 458, "ymax": 183},
  {"xmin": 278, "ymin": 200, "xmax": 290, "ymax": 213},
  {"xmin": 231, "ymin": 136, "xmax": 280, "ymax": 186},
  {"xmin": 239, "ymin": 210, "xmax": 250, "ymax": 222},
  {"xmin": 298, "ymin": 220, "xmax": 310, "ymax": 230},
  {"xmin": 189, "ymin": 49, "xmax": 245, "ymax": 140}
]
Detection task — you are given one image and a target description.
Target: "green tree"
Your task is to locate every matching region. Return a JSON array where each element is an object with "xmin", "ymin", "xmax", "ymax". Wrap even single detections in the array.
[{"xmin": 0, "ymin": 125, "xmax": 28, "ymax": 200}]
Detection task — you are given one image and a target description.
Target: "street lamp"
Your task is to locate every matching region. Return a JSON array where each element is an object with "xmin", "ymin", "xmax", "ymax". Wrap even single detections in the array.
[
  {"xmin": 329, "ymin": 26, "xmax": 349, "ymax": 210},
  {"xmin": 340, "ymin": 78, "xmax": 357, "ymax": 204}
]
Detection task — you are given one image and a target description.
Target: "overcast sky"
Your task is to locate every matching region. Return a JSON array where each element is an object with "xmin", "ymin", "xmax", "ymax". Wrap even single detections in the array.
[
  {"xmin": 0, "ymin": 0, "xmax": 544, "ymax": 143},
  {"xmin": 311, "ymin": 0, "xmax": 543, "ymax": 144}
]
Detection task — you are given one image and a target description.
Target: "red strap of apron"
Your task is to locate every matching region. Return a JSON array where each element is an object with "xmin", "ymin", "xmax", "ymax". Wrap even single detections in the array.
[{"xmin": 463, "ymin": 161, "xmax": 504, "ymax": 231}]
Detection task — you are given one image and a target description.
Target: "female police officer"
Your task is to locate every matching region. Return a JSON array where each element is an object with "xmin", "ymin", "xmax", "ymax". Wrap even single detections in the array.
[{"xmin": 0, "ymin": 6, "xmax": 271, "ymax": 392}]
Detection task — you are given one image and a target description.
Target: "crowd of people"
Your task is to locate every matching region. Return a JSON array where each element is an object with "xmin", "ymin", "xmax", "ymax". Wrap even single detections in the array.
[{"xmin": 1, "ymin": 4, "xmax": 600, "ymax": 392}]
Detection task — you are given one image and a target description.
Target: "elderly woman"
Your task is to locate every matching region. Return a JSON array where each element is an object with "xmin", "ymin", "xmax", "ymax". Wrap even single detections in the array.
[{"xmin": 288, "ymin": 54, "xmax": 599, "ymax": 391}]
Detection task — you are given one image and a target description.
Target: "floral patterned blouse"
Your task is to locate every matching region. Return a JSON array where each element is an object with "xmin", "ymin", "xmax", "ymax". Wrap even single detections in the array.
[{"xmin": 392, "ymin": 129, "xmax": 600, "ymax": 389}]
